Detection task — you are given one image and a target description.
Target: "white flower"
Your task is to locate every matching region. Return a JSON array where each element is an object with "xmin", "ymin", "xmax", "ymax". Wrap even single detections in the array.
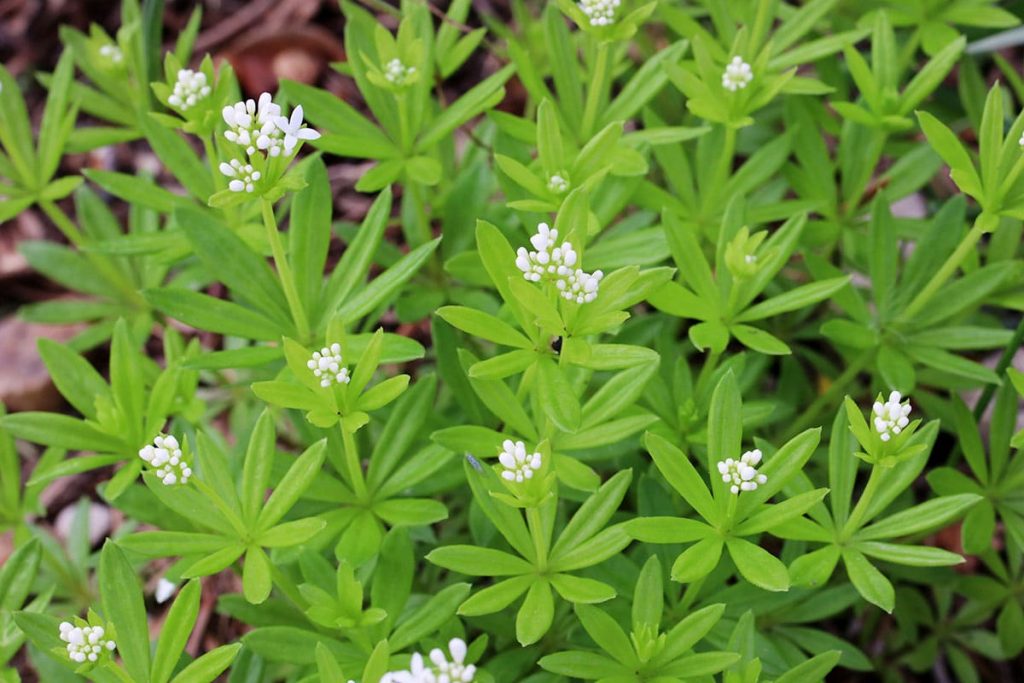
[
  {"xmin": 168, "ymin": 69, "xmax": 211, "ymax": 111},
  {"xmin": 307, "ymin": 343, "xmax": 350, "ymax": 388},
  {"xmin": 1018, "ymin": 130, "xmax": 1024, "ymax": 147},
  {"xmin": 384, "ymin": 58, "xmax": 417, "ymax": 86},
  {"xmin": 382, "ymin": 638, "xmax": 476, "ymax": 683},
  {"xmin": 223, "ymin": 93, "xmax": 282, "ymax": 156},
  {"xmin": 872, "ymin": 391, "xmax": 912, "ymax": 442},
  {"xmin": 219, "ymin": 159, "xmax": 261, "ymax": 193},
  {"xmin": 556, "ymin": 268, "xmax": 604, "ymax": 304},
  {"xmin": 717, "ymin": 449, "xmax": 767, "ymax": 494},
  {"xmin": 59, "ymin": 621, "xmax": 116, "ymax": 664},
  {"xmin": 272, "ymin": 104, "xmax": 320, "ymax": 155},
  {"xmin": 138, "ymin": 434, "xmax": 192, "ymax": 486},
  {"xmin": 99, "ymin": 44, "xmax": 123, "ymax": 64},
  {"xmin": 547, "ymin": 174, "xmax": 570, "ymax": 194},
  {"xmin": 499, "ymin": 440, "xmax": 542, "ymax": 483},
  {"xmin": 722, "ymin": 56, "xmax": 753, "ymax": 92},
  {"xmin": 580, "ymin": 0, "xmax": 621, "ymax": 26}
]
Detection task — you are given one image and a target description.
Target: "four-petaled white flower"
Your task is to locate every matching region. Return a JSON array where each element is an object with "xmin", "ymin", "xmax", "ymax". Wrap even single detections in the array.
[
  {"xmin": 547, "ymin": 174, "xmax": 570, "ymax": 194},
  {"xmin": 273, "ymin": 105, "xmax": 321, "ymax": 155},
  {"xmin": 219, "ymin": 159, "xmax": 261, "ymax": 193},
  {"xmin": 384, "ymin": 58, "xmax": 417, "ymax": 86},
  {"xmin": 222, "ymin": 93, "xmax": 283, "ymax": 155},
  {"xmin": 99, "ymin": 44, "xmax": 123, "ymax": 64},
  {"xmin": 380, "ymin": 638, "xmax": 477, "ymax": 682},
  {"xmin": 168, "ymin": 69, "xmax": 211, "ymax": 111},
  {"xmin": 718, "ymin": 449, "xmax": 767, "ymax": 494},
  {"xmin": 873, "ymin": 390, "xmax": 912, "ymax": 442},
  {"xmin": 139, "ymin": 434, "xmax": 192, "ymax": 486},
  {"xmin": 722, "ymin": 56, "xmax": 753, "ymax": 92},
  {"xmin": 580, "ymin": 0, "xmax": 621, "ymax": 26},
  {"xmin": 307, "ymin": 343, "xmax": 350, "ymax": 388},
  {"xmin": 59, "ymin": 621, "xmax": 116, "ymax": 664},
  {"xmin": 499, "ymin": 440, "xmax": 542, "ymax": 483}
]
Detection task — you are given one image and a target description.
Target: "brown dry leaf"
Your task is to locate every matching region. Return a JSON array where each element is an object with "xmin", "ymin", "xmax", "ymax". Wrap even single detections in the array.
[{"xmin": 0, "ymin": 315, "xmax": 85, "ymax": 412}]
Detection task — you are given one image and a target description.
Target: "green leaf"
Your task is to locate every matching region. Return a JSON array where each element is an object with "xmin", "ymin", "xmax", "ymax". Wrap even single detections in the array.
[
  {"xmin": 241, "ymin": 410, "xmax": 277, "ymax": 525},
  {"xmin": 417, "ymin": 65, "xmax": 514, "ymax": 150},
  {"xmin": 436, "ymin": 306, "xmax": 532, "ymax": 348},
  {"xmin": 725, "ymin": 537, "xmax": 790, "ymax": 592},
  {"xmin": 536, "ymin": 358, "xmax": 581, "ymax": 432},
  {"xmin": 169, "ymin": 644, "xmax": 242, "ymax": 683},
  {"xmin": 144, "ymin": 289, "xmax": 283, "ymax": 341},
  {"xmin": 243, "ymin": 546, "xmax": 273, "ymax": 604},
  {"xmin": 336, "ymin": 238, "xmax": 440, "ymax": 323},
  {"xmin": 100, "ymin": 541, "xmax": 151, "ymax": 681},
  {"xmin": 516, "ymin": 580, "xmax": 554, "ymax": 646},
  {"xmin": 856, "ymin": 494, "xmax": 981, "ymax": 541},
  {"xmin": 458, "ymin": 575, "xmax": 533, "ymax": 617},
  {"xmin": 736, "ymin": 276, "xmax": 850, "ymax": 322},
  {"xmin": 152, "ymin": 580, "xmax": 201, "ymax": 683},
  {"xmin": 731, "ymin": 324, "xmax": 791, "ymax": 355},
  {"xmin": 551, "ymin": 575, "xmax": 616, "ymax": 604},
  {"xmin": 258, "ymin": 440, "xmax": 328, "ymax": 531},
  {"xmin": 551, "ymin": 469, "xmax": 632, "ymax": 559},
  {"xmin": 707, "ymin": 371, "xmax": 742, "ymax": 477},
  {"xmin": 645, "ymin": 432, "xmax": 718, "ymax": 524},
  {"xmin": 427, "ymin": 545, "xmax": 533, "ymax": 576},
  {"xmin": 857, "ymin": 541, "xmax": 964, "ymax": 567},
  {"xmin": 671, "ymin": 537, "xmax": 723, "ymax": 584},
  {"xmin": 842, "ymin": 548, "xmax": 894, "ymax": 612}
]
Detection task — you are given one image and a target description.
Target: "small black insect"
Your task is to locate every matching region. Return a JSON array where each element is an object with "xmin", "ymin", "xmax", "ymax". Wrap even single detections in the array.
[{"xmin": 551, "ymin": 336, "xmax": 563, "ymax": 354}]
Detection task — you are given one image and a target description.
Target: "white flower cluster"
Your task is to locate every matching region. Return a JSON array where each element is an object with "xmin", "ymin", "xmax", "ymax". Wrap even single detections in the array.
[
  {"xmin": 717, "ymin": 449, "xmax": 767, "ymax": 494},
  {"xmin": 547, "ymin": 174, "xmax": 569, "ymax": 194},
  {"xmin": 515, "ymin": 223, "xmax": 603, "ymax": 303},
  {"xmin": 223, "ymin": 93, "xmax": 285, "ymax": 156},
  {"xmin": 579, "ymin": 0, "xmax": 621, "ymax": 26},
  {"xmin": 168, "ymin": 69, "xmax": 211, "ymax": 111},
  {"xmin": 219, "ymin": 159, "xmax": 261, "ymax": 193},
  {"xmin": 138, "ymin": 434, "xmax": 192, "ymax": 486},
  {"xmin": 99, "ymin": 44, "xmax": 123, "ymax": 64},
  {"xmin": 873, "ymin": 391, "xmax": 912, "ymax": 442},
  {"xmin": 308, "ymin": 343, "xmax": 351, "ymax": 388},
  {"xmin": 381, "ymin": 638, "xmax": 476, "ymax": 683},
  {"xmin": 384, "ymin": 58, "xmax": 417, "ymax": 86},
  {"xmin": 59, "ymin": 622, "xmax": 116, "ymax": 664},
  {"xmin": 220, "ymin": 93, "xmax": 320, "ymax": 192},
  {"xmin": 722, "ymin": 56, "xmax": 753, "ymax": 91},
  {"xmin": 498, "ymin": 440, "xmax": 542, "ymax": 483},
  {"xmin": 560, "ymin": 268, "xmax": 603, "ymax": 304}
]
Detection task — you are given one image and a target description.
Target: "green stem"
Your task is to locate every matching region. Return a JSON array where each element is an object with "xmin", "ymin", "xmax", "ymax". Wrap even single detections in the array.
[
  {"xmin": 340, "ymin": 424, "xmax": 369, "ymax": 499},
  {"xmin": 261, "ymin": 199, "xmax": 311, "ymax": 341},
  {"xmin": 902, "ymin": 219, "xmax": 986, "ymax": 320},
  {"xmin": 784, "ymin": 350, "xmax": 872, "ymax": 440},
  {"xmin": 581, "ymin": 41, "xmax": 611, "ymax": 139},
  {"xmin": 843, "ymin": 465, "xmax": 886, "ymax": 538},
  {"xmin": 706, "ymin": 126, "xmax": 737, "ymax": 212},
  {"xmin": 526, "ymin": 506, "xmax": 549, "ymax": 569}
]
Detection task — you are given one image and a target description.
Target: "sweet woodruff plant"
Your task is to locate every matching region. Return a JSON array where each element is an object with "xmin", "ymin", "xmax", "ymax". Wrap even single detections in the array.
[{"xmin": 1, "ymin": 0, "xmax": 1023, "ymax": 681}]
